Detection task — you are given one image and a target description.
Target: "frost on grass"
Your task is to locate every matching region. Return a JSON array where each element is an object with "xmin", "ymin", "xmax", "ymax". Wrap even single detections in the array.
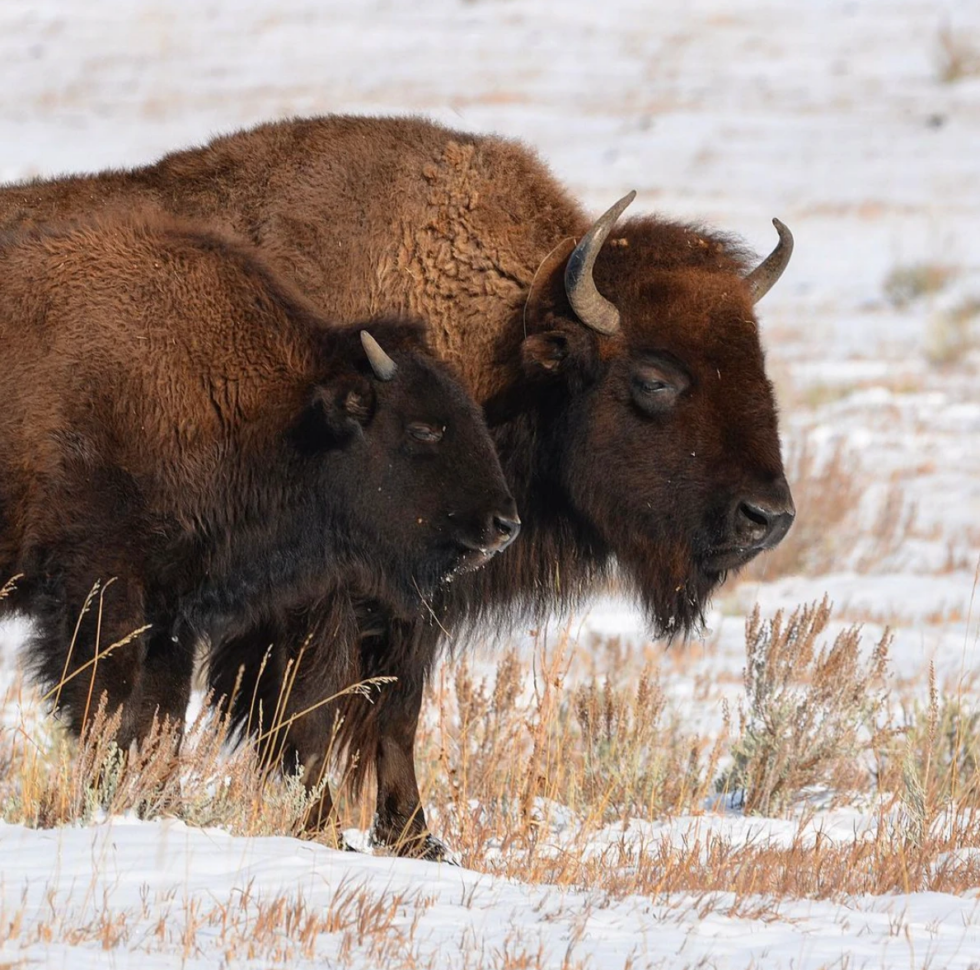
[{"xmin": 717, "ymin": 598, "xmax": 891, "ymax": 815}]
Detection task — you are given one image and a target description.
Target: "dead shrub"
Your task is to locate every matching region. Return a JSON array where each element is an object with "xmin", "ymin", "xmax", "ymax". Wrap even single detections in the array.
[
  {"xmin": 716, "ymin": 598, "xmax": 890, "ymax": 815},
  {"xmin": 875, "ymin": 666, "xmax": 980, "ymax": 845},
  {"xmin": 936, "ymin": 23, "xmax": 980, "ymax": 83},
  {"xmin": 924, "ymin": 296, "xmax": 980, "ymax": 367},
  {"xmin": 883, "ymin": 262, "xmax": 955, "ymax": 307},
  {"xmin": 417, "ymin": 632, "xmax": 722, "ymax": 870}
]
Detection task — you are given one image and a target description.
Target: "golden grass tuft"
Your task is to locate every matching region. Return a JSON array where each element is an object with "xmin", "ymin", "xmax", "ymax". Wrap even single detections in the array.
[{"xmin": 883, "ymin": 262, "xmax": 955, "ymax": 307}]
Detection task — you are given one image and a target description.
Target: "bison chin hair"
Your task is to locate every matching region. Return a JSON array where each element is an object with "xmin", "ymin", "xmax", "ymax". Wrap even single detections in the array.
[{"xmin": 616, "ymin": 540, "xmax": 728, "ymax": 642}]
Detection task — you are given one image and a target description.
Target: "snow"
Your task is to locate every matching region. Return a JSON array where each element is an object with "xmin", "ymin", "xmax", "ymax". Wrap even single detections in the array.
[
  {"xmin": 3, "ymin": 817, "xmax": 980, "ymax": 970},
  {"xmin": 3, "ymin": 0, "xmax": 980, "ymax": 966}
]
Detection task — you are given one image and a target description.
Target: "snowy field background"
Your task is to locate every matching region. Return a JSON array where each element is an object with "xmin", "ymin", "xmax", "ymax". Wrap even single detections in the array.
[{"xmin": 2, "ymin": 0, "xmax": 980, "ymax": 967}]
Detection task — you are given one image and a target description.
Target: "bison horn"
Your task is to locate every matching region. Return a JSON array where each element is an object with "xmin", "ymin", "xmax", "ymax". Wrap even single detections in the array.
[
  {"xmin": 360, "ymin": 331, "xmax": 397, "ymax": 382},
  {"xmin": 744, "ymin": 218, "xmax": 794, "ymax": 304},
  {"xmin": 564, "ymin": 190, "xmax": 636, "ymax": 336}
]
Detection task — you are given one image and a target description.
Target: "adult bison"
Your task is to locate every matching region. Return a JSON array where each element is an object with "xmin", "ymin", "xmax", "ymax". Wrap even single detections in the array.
[
  {"xmin": 0, "ymin": 116, "xmax": 795, "ymax": 858},
  {"xmin": 0, "ymin": 211, "xmax": 517, "ymax": 783}
]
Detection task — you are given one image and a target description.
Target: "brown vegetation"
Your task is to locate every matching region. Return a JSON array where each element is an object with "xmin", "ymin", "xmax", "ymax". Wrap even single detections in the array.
[{"xmin": 5, "ymin": 597, "xmax": 980, "ymax": 910}]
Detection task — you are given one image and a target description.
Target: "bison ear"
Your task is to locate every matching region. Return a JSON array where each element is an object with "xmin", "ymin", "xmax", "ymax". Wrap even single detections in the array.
[
  {"xmin": 312, "ymin": 374, "xmax": 377, "ymax": 440},
  {"xmin": 520, "ymin": 331, "xmax": 569, "ymax": 377}
]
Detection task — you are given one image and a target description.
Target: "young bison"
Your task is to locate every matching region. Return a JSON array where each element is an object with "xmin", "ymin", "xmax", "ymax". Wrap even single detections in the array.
[{"xmin": 0, "ymin": 211, "xmax": 518, "ymax": 766}]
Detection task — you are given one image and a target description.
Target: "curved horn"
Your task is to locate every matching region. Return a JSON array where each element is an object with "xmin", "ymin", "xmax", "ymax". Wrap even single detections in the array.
[
  {"xmin": 564, "ymin": 190, "xmax": 636, "ymax": 336},
  {"xmin": 744, "ymin": 218, "xmax": 793, "ymax": 304},
  {"xmin": 360, "ymin": 331, "xmax": 397, "ymax": 382}
]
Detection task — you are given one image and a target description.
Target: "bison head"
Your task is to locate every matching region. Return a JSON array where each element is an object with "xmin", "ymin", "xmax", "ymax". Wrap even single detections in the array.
[
  {"xmin": 303, "ymin": 322, "xmax": 519, "ymax": 612},
  {"xmin": 516, "ymin": 195, "xmax": 794, "ymax": 637}
]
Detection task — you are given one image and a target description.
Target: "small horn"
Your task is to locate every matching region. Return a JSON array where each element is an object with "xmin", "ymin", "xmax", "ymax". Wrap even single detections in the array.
[
  {"xmin": 360, "ymin": 331, "xmax": 397, "ymax": 382},
  {"xmin": 744, "ymin": 218, "xmax": 793, "ymax": 304},
  {"xmin": 564, "ymin": 190, "xmax": 636, "ymax": 336}
]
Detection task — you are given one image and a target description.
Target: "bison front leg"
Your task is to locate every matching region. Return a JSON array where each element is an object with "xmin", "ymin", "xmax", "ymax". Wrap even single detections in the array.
[
  {"xmin": 135, "ymin": 613, "xmax": 198, "ymax": 740},
  {"xmin": 32, "ymin": 570, "xmax": 151, "ymax": 746},
  {"xmin": 372, "ymin": 682, "xmax": 448, "ymax": 861},
  {"xmin": 369, "ymin": 637, "xmax": 456, "ymax": 864},
  {"xmin": 207, "ymin": 616, "xmax": 351, "ymax": 850}
]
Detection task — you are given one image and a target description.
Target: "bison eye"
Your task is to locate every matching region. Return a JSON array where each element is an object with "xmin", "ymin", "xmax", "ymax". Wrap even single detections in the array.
[
  {"xmin": 407, "ymin": 422, "xmax": 445, "ymax": 443},
  {"xmin": 630, "ymin": 362, "xmax": 688, "ymax": 415}
]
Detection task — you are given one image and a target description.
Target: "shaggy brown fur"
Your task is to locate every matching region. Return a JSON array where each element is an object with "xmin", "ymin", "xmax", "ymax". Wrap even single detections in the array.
[
  {"xmin": 0, "ymin": 116, "xmax": 794, "ymax": 857},
  {"xmin": 0, "ymin": 211, "xmax": 515, "ymax": 806}
]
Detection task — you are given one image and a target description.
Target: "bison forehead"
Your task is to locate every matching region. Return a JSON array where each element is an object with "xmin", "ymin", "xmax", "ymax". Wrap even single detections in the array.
[
  {"xmin": 589, "ymin": 226, "xmax": 765, "ymax": 359},
  {"xmin": 611, "ymin": 280, "xmax": 766, "ymax": 372},
  {"xmin": 594, "ymin": 217, "xmax": 753, "ymax": 277}
]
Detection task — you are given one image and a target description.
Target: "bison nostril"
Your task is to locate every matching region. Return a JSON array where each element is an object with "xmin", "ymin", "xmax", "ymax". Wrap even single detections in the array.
[
  {"xmin": 740, "ymin": 501, "xmax": 771, "ymax": 530},
  {"xmin": 491, "ymin": 512, "xmax": 521, "ymax": 549},
  {"xmin": 736, "ymin": 499, "xmax": 795, "ymax": 549}
]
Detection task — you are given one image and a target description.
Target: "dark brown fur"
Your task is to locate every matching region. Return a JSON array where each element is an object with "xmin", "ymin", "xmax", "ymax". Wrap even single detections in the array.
[
  {"xmin": 0, "ymin": 211, "xmax": 514, "ymax": 806},
  {"xmin": 0, "ymin": 117, "xmax": 792, "ymax": 856}
]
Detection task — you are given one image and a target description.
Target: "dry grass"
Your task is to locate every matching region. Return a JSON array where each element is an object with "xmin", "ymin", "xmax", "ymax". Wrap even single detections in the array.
[
  {"xmin": 0, "ymin": 866, "xmax": 438, "ymax": 967},
  {"xmin": 414, "ymin": 632, "xmax": 724, "ymax": 873},
  {"xmin": 557, "ymin": 810, "xmax": 980, "ymax": 900},
  {"xmin": 936, "ymin": 23, "xmax": 980, "ymax": 83},
  {"xmin": 4, "ymin": 592, "xmax": 980, "ymax": 964},
  {"xmin": 924, "ymin": 296, "xmax": 980, "ymax": 367},
  {"xmin": 883, "ymin": 262, "xmax": 955, "ymax": 308},
  {"xmin": 716, "ymin": 598, "xmax": 890, "ymax": 814},
  {"xmin": 739, "ymin": 437, "xmax": 927, "ymax": 584},
  {"xmin": 416, "ymin": 604, "xmax": 980, "ymax": 902},
  {"xmin": 0, "ymin": 683, "xmax": 330, "ymax": 838}
]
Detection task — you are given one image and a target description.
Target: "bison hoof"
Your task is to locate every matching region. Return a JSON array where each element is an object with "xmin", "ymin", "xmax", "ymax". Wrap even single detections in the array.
[
  {"xmin": 300, "ymin": 820, "xmax": 353, "ymax": 853},
  {"xmin": 370, "ymin": 828, "xmax": 460, "ymax": 864}
]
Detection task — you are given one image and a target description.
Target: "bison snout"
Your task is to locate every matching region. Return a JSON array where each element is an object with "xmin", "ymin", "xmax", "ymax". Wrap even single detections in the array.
[
  {"xmin": 732, "ymin": 490, "xmax": 796, "ymax": 552},
  {"xmin": 458, "ymin": 498, "xmax": 521, "ymax": 561}
]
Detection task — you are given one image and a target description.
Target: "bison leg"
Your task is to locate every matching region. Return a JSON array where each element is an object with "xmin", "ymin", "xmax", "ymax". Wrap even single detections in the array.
[
  {"xmin": 134, "ymin": 613, "xmax": 198, "ymax": 740},
  {"xmin": 207, "ymin": 616, "xmax": 351, "ymax": 850},
  {"xmin": 371, "ymin": 678, "xmax": 441, "ymax": 858},
  {"xmin": 35, "ymin": 576, "xmax": 194, "ymax": 753},
  {"xmin": 30, "ymin": 570, "xmax": 152, "ymax": 746},
  {"xmin": 370, "ymin": 645, "xmax": 456, "ymax": 863},
  {"xmin": 210, "ymin": 607, "xmax": 453, "ymax": 861}
]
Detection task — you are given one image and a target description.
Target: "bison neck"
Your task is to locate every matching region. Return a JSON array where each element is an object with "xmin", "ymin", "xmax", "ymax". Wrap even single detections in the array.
[{"xmin": 438, "ymin": 389, "xmax": 616, "ymax": 634}]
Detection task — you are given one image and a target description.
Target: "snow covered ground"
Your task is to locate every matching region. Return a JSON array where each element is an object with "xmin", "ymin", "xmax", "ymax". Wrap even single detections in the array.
[
  {"xmin": 5, "ymin": 815, "xmax": 980, "ymax": 970},
  {"xmin": 2, "ymin": 0, "xmax": 980, "ymax": 967}
]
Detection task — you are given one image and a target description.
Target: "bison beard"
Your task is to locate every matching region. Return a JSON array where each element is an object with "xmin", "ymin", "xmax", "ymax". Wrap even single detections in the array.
[{"xmin": 619, "ymin": 542, "xmax": 723, "ymax": 641}]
